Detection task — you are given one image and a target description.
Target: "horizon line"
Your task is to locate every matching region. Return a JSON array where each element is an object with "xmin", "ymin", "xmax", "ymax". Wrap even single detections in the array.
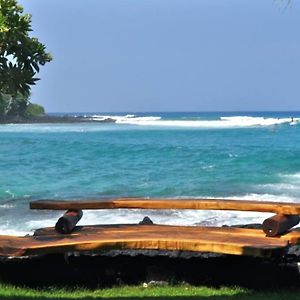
[{"xmin": 46, "ymin": 110, "xmax": 300, "ymax": 114}]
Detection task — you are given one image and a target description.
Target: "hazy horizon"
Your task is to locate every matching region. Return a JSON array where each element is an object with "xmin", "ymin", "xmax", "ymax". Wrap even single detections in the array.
[{"xmin": 48, "ymin": 110, "xmax": 300, "ymax": 114}]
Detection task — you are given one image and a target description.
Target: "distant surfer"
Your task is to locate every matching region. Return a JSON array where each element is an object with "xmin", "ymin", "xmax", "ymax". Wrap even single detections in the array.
[{"xmin": 290, "ymin": 117, "xmax": 298, "ymax": 126}]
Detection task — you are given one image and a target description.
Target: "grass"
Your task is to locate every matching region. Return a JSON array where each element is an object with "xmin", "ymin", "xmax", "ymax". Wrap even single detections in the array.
[{"xmin": 0, "ymin": 284, "xmax": 300, "ymax": 300}]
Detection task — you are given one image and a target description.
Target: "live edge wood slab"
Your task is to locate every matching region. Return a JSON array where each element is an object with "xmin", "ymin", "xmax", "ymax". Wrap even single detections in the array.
[{"xmin": 1, "ymin": 224, "xmax": 300, "ymax": 258}]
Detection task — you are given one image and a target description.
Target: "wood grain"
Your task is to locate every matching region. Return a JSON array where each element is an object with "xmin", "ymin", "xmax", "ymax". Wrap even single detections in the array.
[
  {"xmin": 30, "ymin": 198, "xmax": 300, "ymax": 215},
  {"xmin": 34, "ymin": 224, "xmax": 300, "ymax": 244},
  {"xmin": 0, "ymin": 224, "xmax": 289, "ymax": 258}
]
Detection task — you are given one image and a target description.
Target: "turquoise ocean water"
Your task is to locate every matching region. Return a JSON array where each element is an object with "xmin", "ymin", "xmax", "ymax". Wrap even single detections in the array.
[{"xmin": 1, "ymin": 112, "xmax": 300, "ymax": 235}]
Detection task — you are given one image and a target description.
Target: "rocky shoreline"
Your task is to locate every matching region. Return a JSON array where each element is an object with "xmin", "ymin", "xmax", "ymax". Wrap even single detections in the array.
[
  {"xmin": 0, "ymin": 114, "xmax": 114, "ymax": 124},
  {"xmin": 1, "ymin": 251, "xmax": 300, "ymax": 289}
]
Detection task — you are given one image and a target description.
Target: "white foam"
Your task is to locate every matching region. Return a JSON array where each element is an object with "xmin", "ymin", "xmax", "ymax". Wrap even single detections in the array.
[
  {"xmin": 281, "ymin": 172, "xmax": 300, "ymax": 181},
  {"xmin": 5, "ymin": 190, "xmax": 15, "ymax": 198},
  {"xmin": 26, "ymin": 218, "xmax": 60, "ymax": 229},
  {"xmin": 113, "ymin": 116, "xmax": 299, "ymax": 128},
  {"xmin": 219, "ymin": 193, "xmax": 298, "ymax": 202},
  {"xmin": 0, "ymin": 204, "xmax": 15, "ymax": 209},
  {"xmin": 65, "ymin": 193, "xmax": 299, "ymax": 228},
  {"xmin": 258, "ymin": 183, "xmax": 300, "ymax": 192},
  {"xmin": 74, "ymin": 206, "xmax": 271, "ymax": 228},
  {"xmin": 0, "ymin": 115, "xmax": 298, "ymax": 132},
  {"xmin": 0, "ymin": 229, "xmax": 31, "ymax": 237},
  {"xmin": 89, "ymin": 114, "xmax": 162, "ymax": 123},
  {"xmin": 255, "ymin": 173, "xmax": 300, "ymax": 197}
]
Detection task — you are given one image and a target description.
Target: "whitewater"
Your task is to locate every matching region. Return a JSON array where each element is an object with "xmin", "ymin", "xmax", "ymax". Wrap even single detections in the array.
[
  {"xmin": 89, "ymin": 114, "xmax": 299, "ymax": 127},
  {"xmin": 0, "ymin": 112, "xmax": 300, "ymax": 235}
]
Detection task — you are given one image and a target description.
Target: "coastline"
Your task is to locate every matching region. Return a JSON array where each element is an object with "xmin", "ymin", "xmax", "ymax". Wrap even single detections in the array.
[
  {"xmin": 1, "ymin": 112, "xmax": 298, "ymax": 125},
  {"xmin": 0, "ymin": 114, "xmax": 115, "ymax": 124}
]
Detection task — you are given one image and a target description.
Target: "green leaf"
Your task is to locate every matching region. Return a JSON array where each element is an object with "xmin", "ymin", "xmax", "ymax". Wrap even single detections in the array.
[{"xmin": 0, "ymin": 0, "xmax": 52, "ymax": 116}]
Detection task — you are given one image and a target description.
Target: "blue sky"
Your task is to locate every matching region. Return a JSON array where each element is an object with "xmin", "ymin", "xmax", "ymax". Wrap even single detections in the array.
[{"xmin": 20, "ymin": 0, "xmax": 300, "ymax": 112}]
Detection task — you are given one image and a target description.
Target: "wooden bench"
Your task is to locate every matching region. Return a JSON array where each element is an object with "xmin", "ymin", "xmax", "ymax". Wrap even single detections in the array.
[
  {"xmin": 30, "ymin": 198, "xmax": 300, "ymax": 237},
  {"xmin": 1, "ymin": 198, "xmax": 300, "ymax": 258}
]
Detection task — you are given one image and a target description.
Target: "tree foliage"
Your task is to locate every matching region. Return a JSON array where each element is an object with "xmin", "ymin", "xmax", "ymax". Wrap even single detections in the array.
[
  {"xmin": 24, "ymin": 102, "xmax": 45, "ymax": 117},
  {"xmin": 0, "ymin": 0, "xmax": 52, "ymax": 116}
]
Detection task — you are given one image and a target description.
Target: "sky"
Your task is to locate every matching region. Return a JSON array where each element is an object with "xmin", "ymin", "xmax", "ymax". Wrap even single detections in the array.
[{"xmin": 19, "ymin": 0, "xmax": 300, "ymax": 112}]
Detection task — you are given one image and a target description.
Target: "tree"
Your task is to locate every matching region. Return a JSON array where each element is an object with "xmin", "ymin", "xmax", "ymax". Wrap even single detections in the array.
[
  {"xmin": 24, "ymin": 102, "xmax": 45, "ymax": 117},
  {"xmin": 0, "ymin": 0, "xmax": 52, "ymax": 116}
]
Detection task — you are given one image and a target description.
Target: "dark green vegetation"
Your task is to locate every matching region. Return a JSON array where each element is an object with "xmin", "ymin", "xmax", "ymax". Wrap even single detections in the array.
[
  {"xmin": 0, "ymin": 0, "xmax": 51, "ymax": 117},
  {"xmin": 24, "ymin": 103, "xmax": 45, "ymax": 117},
  {"xmin": 0, "ymin": 284, "xmax": 300, "ymax": 300}
]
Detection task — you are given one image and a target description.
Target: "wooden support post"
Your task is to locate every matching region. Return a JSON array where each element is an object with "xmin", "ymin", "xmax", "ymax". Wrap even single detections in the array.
[
  {"xmin": 55, "ymin": 210, "xmax": 83, "ymax": 234},
  {"xmin": 262, "ymin": 214, "xmax": 300, "ymax": 237}
]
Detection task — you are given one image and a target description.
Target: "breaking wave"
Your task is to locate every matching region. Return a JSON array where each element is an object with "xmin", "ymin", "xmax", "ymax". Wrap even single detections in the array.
[
  {"xmin": 89, "ymin": 114, "xmax": 161, "ymax": 123},
  {"xmin": 90, "ymin": 115, "xmax": 299, "ymax": 128},
  {"xmin": 255, "ymin": 173, "xmax": 300, "ymax": 198}
]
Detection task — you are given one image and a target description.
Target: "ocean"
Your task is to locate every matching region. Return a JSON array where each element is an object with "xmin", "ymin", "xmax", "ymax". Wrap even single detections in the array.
[{"xmin": 0, "ymin": 111, "xmax": 300, "ymax": 236}]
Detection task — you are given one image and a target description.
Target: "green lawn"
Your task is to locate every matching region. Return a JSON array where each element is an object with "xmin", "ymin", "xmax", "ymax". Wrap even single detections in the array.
[{"xmin": 0, "ymin": 284, "xmax": 299, "ymax": 300}]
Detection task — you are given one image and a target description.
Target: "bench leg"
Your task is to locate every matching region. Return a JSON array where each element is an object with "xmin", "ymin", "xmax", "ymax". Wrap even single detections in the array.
[
  {"xmin": 55, "ymin": 210, "xmax": 83, "ymax": 234},
  {"xmin": 263, "ymin": 214, "xmax": 300, "ymax": 237}
]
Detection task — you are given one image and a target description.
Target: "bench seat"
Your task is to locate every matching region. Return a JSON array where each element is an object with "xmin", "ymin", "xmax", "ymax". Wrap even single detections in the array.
[{"xmin": 30, "ymin": 198, "xmax": 300, "ymax": 215}]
